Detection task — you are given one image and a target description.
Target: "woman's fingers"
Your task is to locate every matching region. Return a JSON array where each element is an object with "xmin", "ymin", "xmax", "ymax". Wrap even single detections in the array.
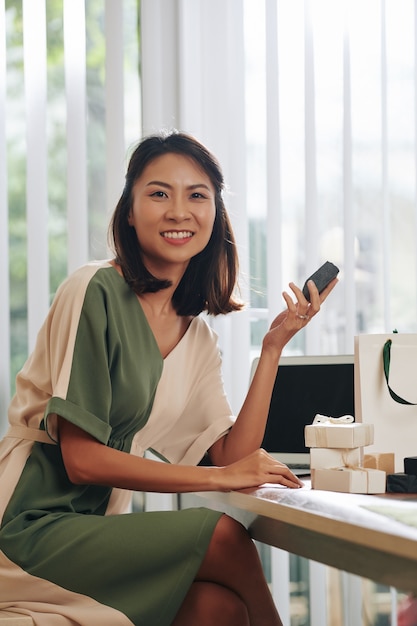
[
  {"xmin": 262, "ymin": 452, "xmax": 304, "ymax": 488},
  {"xmin": 223, "ymin": 449, "xmax": 304, "ymax": 491}
]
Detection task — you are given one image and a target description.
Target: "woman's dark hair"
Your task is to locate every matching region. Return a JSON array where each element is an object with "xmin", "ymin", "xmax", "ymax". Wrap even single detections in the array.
[{"xmin": 109, "ymin": 130, "xmax": 244, "ymax": 316}]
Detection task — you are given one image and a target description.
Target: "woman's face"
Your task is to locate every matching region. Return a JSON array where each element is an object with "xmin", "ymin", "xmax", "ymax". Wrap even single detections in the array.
[{"xmin": 128, "ymin": 153, "xmax": 216, "ymax": 279}]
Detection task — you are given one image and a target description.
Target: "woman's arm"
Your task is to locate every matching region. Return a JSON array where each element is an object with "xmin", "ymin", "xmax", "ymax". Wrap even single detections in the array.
[
  {"xmin": 58, "ymin": 417, "xmax": 303, "ymax": 492},
  {"xmin": 209, "ymin": 278, "xmax": 338, "ymax": 466}
]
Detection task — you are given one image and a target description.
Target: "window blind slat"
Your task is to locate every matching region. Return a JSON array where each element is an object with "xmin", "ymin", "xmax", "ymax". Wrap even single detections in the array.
[
  {"xmin": 178, "ymin": 0, "xmax": 203, "ymax": 135},
  {"xmin": 105, "ymin": 0, "xmax": 125, "ymax": 218},
  {"xmin": 304, "ymin": 0, "xmax": 318, "ymax": 258},
  {"xmin": 415, "ymin": 0, "xmax": 417, "ymax": 295},
  {"xmin": 309, "ymin": 561, "xmax": 328, "ymax": 626},
  {"xmin": 415, "ymin": 0, "xmax": 417, "ymax": 287},
  {"xmin": 304, "ymin": 0, "xmax": 321, "ymax": 354},
  {"xmin": 343, "ymin": 7, "xmax": 356, "ymax": 353},
  {"xmin": 380, "ymin": 0, "xmax": 391, "ymax": 331},
  {"xmin": 23, "ymin": 0, "xmax": 49, "ymax": 351},
  {"xmin": 270, "ymin": 549, "xmax": 290, "ymax": 626},
  {"xmin": 265, "ymin": 0, "xmax": 284, "ymax": 325},
  {"xmin": 64, "ymin": 0, "xmax": 88, "ymax": 273},
  {"xmin": 141, "ymin": 0, "xmax": 179, "ymax": 134},
  {"xmin": 224, "ymin": 0, "xmax": 250, "ymax": 411},
  {"xmin": 0, "ymin": 0, "xmax": 10, "ymax": 433}
]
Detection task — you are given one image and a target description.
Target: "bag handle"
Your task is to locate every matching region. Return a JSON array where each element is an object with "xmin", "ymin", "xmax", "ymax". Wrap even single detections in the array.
[{"xmin": 383, "ymin": 339, "xmax": 417, "ymax": 405}]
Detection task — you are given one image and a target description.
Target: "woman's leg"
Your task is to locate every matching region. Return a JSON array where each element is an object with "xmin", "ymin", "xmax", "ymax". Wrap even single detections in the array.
[
  {"xmin": 174, "ymin": 514, "xmax": 284, "ymax": 626},
  {"xmin": 172, "ymin": 582, "xmax": 250, "ymax": 626}
]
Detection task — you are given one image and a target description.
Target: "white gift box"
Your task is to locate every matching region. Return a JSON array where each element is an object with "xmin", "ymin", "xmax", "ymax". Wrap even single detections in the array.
[
  {"xmin": 312, "ymin": 467, "xmax": 386, "ymax": 493},
  {"xmin": 310, "ymin": 447, "xmax": 361, "ymax": 470},
  {"xmin": 305, "ymin": 422, "xmax": 374, "ymax": 449}
]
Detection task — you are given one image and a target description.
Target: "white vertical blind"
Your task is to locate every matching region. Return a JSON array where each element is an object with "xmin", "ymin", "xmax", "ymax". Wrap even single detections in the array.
[
  {"xmin": 0, "ymin": 0, "xmax": 9, "ymax": 436},
  {"xmin": 342, "ymin": 3, "xmax": 356, "ymax": 353},
  {"xmin": 214, "ymin": 0, "xmax": 250, "ymax": 412},
  {"xmin": 141, "ymin": 0, "xmax": 250, "ymax": 411},
  {"xmin": 380, "ymin": 0, "xmax": 391, "ymax": 331},
  {"xmin": 141, "ymin": 0, "xmax": 179, "ymax": 134},
  {"xmin": 309, "ymin": 561, "xmax": 328, "ymax": 626},
  {"xmin": 304, "ymin": 0, "xmax": 321, "ymax": 355},
  {"xmin": 415, "ymin": 0, "xmax": 417, "ymax": 304},
  {"xmin": 140, "ymin": 0, "xmax": 417, "ymax": 407},
  {"xmin": 304, "ymin": 0, "xmax": 318, "ymax": 263},
  {"xmin": 3, "ymin": 0, "xmax": 417, "ymax": 422},
  {"xmin": 415, "ymin": 0, "xmax": 417, "ymax": 303},
  {"xmin": 270, "ymin": 548, "xmax": 290, "ymax": 624},
  {"xmin": 2, "ymin": 1, "xmax": 140, "ymax": 431},
  {"xmin": 63, "ymin": 0, "xmax": 88, "ymax": 273},
  {"xmin": 23, "ymin": 0, "xmax": 49, "ymax": 351},
  {"xmin": 105, "ymin": 0, "xmax": 126, "ymax": 218},
  {"xmin": 178, "ymin": 0, "xmax": 203, "ymax": 135},
  {"xmin": 265, "ymin": 0, "xmax": 283, "ymax": 325}
]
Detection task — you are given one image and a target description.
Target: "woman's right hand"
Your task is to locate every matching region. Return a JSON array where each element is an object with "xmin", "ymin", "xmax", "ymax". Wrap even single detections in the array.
[{"xmin": 214, "ymin": 448, "xmax": 304, "ymax": 492}]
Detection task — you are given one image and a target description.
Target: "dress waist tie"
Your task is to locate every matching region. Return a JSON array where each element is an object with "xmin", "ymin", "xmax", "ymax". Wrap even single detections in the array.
[{"xmin": 4, "ymin": 425, "xmax": 56, "ymax": 444}]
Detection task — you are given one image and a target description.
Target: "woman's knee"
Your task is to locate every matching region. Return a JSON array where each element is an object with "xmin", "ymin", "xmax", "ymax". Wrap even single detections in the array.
[
  {"xmin": 173, "ymin": 582, "xmax": 250, "ymax": 626},
  {"xmin": 196, "ymin": 514, "xmax": 261, "ymax": 587},
  {"xmin": 209, "ymin": 514, "xmax": 253, "ymax": 556}
]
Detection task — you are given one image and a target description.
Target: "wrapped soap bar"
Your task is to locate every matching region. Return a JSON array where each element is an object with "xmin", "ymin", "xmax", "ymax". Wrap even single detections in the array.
[
  {"xmin": 310, "ymin": 447, "xmax": 361, "ymax": 470},
  {"xmin": 387, "ymin": 473, "xmax": 417, "ymax": 493},
  {"xmin": 363, "ymin": 452, "xmax": 395, "ymax": 475}
]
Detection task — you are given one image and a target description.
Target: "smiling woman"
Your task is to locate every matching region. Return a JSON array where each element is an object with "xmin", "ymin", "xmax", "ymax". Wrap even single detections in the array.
[{"xmin": 0, "ymin": 129, "xmax": 338, "ymax": 626}]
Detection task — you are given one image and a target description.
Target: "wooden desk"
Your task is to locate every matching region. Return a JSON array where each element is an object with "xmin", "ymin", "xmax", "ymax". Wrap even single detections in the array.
[{"xmin": 181, "ymin": 480, "xmax": 417, "ymax": 593}]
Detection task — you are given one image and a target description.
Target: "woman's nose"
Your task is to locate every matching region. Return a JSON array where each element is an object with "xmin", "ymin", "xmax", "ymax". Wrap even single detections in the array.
[{"xmin": 166, "ymin": 197, "xmax": 190, "ymax": 221}]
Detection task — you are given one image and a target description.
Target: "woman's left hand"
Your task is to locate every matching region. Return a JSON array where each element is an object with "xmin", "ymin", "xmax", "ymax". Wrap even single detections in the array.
[{"xmin": 262, "ymin": 277, "xmax": 338, "ymax": 358}]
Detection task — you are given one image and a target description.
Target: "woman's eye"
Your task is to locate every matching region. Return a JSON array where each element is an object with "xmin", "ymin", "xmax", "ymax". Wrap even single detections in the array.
[
  {"xmin": 150, "ymin": 190, "xmax": 167, "ymax": 198},
  {"xmin": 191, "ymin": 192, "xmax": 205, "ymax": 199}
]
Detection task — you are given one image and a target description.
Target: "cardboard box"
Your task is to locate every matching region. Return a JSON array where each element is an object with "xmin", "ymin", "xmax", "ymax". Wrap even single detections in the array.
[
  {"xmin": 310, "ymin": 447, "xmax": 361, "ymax": 470},
  {"xmin": 305, "ymin": 422, "xmax": 374, "ymax": 449},
  {"xmin": 363, "ymin": 452, "xmax": 395, "ymax": 475},
  {"xmin": 312, "ymin": 467, "xmax": 386, "ymax": 493}
]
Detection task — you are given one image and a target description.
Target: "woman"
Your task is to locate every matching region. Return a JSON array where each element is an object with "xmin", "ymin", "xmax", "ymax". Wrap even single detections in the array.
[{"xmin": 0, "ymin": 131, "xmax": 337, "ymax": 626}]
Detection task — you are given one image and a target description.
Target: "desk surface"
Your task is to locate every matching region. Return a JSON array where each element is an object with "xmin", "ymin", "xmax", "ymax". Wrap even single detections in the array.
[{"xmin": 181, "ymin": 480, "xmax": 417, "ymax": 593}]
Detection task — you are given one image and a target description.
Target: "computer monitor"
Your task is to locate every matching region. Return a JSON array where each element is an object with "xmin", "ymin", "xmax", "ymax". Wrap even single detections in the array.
[{"xmin": 251, "ymin": 354, "xmax": 355, "ymax": 466}]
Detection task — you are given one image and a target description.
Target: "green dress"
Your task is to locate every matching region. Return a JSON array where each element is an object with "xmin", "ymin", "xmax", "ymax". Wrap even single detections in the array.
[{"xmin": 0, "ymin": 262, "xmax": 235, "ymax": 626}]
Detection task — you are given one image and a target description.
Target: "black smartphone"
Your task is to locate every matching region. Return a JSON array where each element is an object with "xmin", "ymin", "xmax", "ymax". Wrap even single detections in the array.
[{"xmin": 302, "ymin": 261, "xmax": 339, "ymax": 301}]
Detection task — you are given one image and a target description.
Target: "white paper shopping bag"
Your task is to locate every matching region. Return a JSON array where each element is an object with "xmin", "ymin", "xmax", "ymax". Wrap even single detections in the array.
[{"xmin": 354, "ymin": 333, "xmax": 417, "ymax": 472}]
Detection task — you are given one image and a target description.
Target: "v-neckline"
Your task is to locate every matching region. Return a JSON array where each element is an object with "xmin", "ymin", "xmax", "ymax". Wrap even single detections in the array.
[{"xmin": 107, "ymin": 261, "xmax": 196, "ymax": 361}]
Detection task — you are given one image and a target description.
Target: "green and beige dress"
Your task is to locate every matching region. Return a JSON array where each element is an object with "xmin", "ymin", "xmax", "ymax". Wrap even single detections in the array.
[{"xmin": 0, "ymin": 261, "xmax": 235, "ymax": 626}]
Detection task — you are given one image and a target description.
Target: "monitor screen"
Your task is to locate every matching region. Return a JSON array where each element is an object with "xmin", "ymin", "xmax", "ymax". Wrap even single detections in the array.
[{"xmin": 253, "ymin": 355, "xmax": 355, "ymax": 464}]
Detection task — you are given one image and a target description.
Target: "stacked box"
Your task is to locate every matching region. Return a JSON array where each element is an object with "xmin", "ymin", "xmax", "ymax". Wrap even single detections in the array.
[
  {"xmin": 305, "ymin": 421, "xmax": 374, "ymax": 448},
  {"xmin": 363, "ymin": 453, "xmax": 395, "ymax": 474},
  {"xmin": 310, "ymin": 447, "xmax": 361, "ymax": 470},
  {"xmin": 313, "ymin": 467, "xmax": 386, "ymax": 494},
  {"xmin": 305, "ymin": 416, "xmax": 386, "ymax": 493}
]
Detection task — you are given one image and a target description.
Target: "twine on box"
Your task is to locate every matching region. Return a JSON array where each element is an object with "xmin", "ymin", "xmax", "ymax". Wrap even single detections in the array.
[
  {"xmin": 311, "ymin": 414, "xmax": 355, "ymax": 447},
  {"xmin": 311, "ymin": 415, "xmax": 364, "ymax": 471}
]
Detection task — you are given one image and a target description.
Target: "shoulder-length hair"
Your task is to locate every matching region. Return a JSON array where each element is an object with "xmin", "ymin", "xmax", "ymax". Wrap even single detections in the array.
[{"xmin": 109, "ymin": 130, "xmax": 244, "ymax": 316}]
